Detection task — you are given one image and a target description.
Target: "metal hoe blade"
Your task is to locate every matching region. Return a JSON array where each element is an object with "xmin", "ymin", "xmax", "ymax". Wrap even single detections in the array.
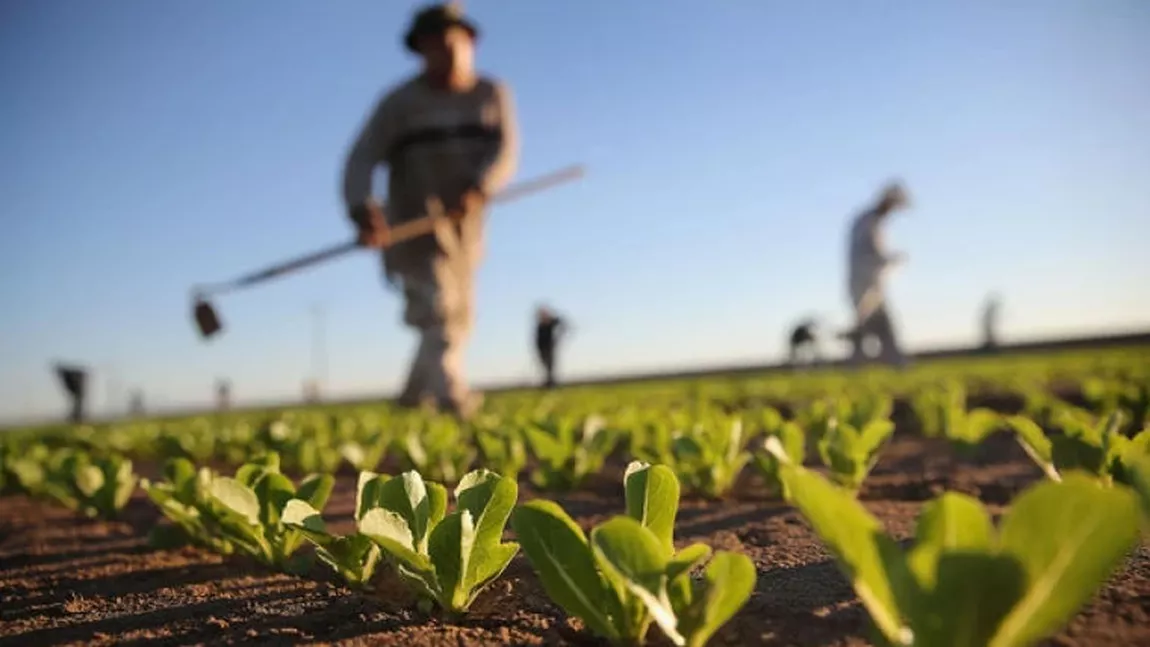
[{"xmin": 193, "ymin": 296, "xmax": 223, "ymax": 339}]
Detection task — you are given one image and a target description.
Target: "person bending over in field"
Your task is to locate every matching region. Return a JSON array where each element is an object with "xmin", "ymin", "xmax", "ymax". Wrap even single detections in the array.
[
  {"xmin": 788, "ymin": 318, "xmax": 821, "ymax": 366},
  {"xmin": 843, "ymin": 182, "xmax": 910, "ymax": 367},
  {"xmin": 534, "ymin": 306, "xmax": 567, "ymax": 389},
  {"xmin": 342, "ymin": 3, "xmax": 519, "ymax": 419}
]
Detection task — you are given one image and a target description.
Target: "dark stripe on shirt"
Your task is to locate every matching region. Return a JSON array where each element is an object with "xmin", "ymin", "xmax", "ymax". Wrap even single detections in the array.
[{"xmin": 389, "ymin": 124, "xmax": 502, "ymax": 159}]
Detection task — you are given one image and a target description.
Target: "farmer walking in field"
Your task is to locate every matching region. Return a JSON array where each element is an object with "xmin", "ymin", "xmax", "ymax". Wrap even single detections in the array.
[
  {"xmin": 844, "ymin": 182, "xmax": 910, "ymax": 366},
  {"xmin": 981, "ymin": 292, "xmax": 1002, "ymax": 352},
  {"xmin": 341, "ymin": 3, "xmax": 519, "ymax": 418},
  {"xmin": 534, "ymin": 306, "xmax": 567, "ymax": 389}
]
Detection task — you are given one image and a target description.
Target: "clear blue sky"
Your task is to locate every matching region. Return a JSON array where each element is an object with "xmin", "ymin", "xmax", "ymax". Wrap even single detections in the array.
[{"xmin": 2, "ymin": 0, "xmax": 1148, "ymax": 421}]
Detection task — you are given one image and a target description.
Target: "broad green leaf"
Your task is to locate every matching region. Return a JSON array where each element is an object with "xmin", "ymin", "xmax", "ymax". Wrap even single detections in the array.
[
  {"xmin": 511, "ymin": 501, "xmax": 620, "ymax": 641},
  {"xmin": 1007, "ymin": 416, "xmax": 1059, "ymax": 481},
  {"xmin": 426, "ymin": 481, "xmax": 449, "ymax": 534},
  {"xmin": 624, "ymin": 462, "xmax": 680, "ymax": 557},
  {"xmin": 777, "ymin": 464, "xmax": 907, "ymax": 644},
  {"xmin": 253, "ymin": 471, "xmax": 295, "ymax": 527},
  {"xmin": 467, "ymin": 541, "xmax": 519, "ymax": 605},
  {"xmin": 667, "ymin": 543, "xmax": 713, "ymax": 612},
  {"xmin": 377, "ymin": 471, "xmax": 432, "ymax": 546},
  {"xmin": 991, "ymin": 476, "xmax": 1140, "ymax": 647},
  {"xmin": 455, "ymin": 470, "xmax": 516, "ymax": 547},
  {"xmin": 356, "ymin": 471, "xmax": 390, "ymax": 521},
  {"xmin": 75, "ymin": 464, "xmax": 105, "ymax": 498},
  {"xmin": 913, "ymin": 553, "xmax": 1025, "ymax": 647},
  {"xmin": 297, "ymin": 473, "xmax": 335, "ymax": 511},
  {"xmin": 859, "ymin": 420, "xmax": 895, "ymax": 464},
  {"xmin": 360, "ymin": 507, "xmax": 431, "ymax": 573},
  {"xmin": 524, "ymin": 425, "xmax": 566, "ymax": 464},
  {"xmin": 210, "ymin": 476, "xmax": 260, "ymax": 525},
  {"xmin": 164, "ymin": 457, "xmax": 197, "ymax": 499},
  {"xmin": 428, "ymin": 510, "xmax": 476, "ymax": 611},
  {"xmin": 282, "ymin": 499, "xmax": 330, "ymax": 543},
  {"xmin": 591, "ymin": 516, "xmax": 681, "ymax": 646},
  {"xmin": 678, "ymin": 551, "xmax": 757, "ymax": 647},
  {"xmin": 906, "ymin": 493, "xmax": 994, "ymax": 590}
]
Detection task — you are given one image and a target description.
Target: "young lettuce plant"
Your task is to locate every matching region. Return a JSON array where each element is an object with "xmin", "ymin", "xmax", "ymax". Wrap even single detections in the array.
[
  {"xmin": 202, "ymin": 453, "xmax": 335, "ymax": 572},
  {"xmin": 142, "ymin": 457, "xmax": 237, "ymax": 553},
  {"xmin": 753, "ymin": 420, "xmax": 805, "ymax": 497},
  {"xmin": 281, "ymin": 471, "xmax": 391, "ymax": 589},
  {"xmin": 475, "ymin": 425, "xmax": 528, "ymax": 482},
  {"xmin": 667, "ymin": 414, "xmax": 752, "ymax": 498},
  {"xmin": 41, "ymin": 450, "xmax": 138, "ymax": 520},
  {"xmin": 525, "ymin": 413, "xmax": 619, "ymax": 491},
  {"xmin": 401, "ymin": 415, "xmax": 477, "ymax": 484},
  {"xmin": 766, "ymin": 441, "xmax": 1140, "ymax": 647},
  {"xmin": 815, "ymin": 417, "xmax": 894, "ymax": 492},
  {"xmin": 1007, "ymin": 410, "xmax": 1147, "ymax": 486},
  {"xmin": 912, "ymin": 382, "xmax": 1002, "ymax": 454},
  {"xmin": 512, "ymin": 462, "xmax": 756, "ymax": 646},
  {"xmin": 355, "ymin": 469, "xmax": 519, "ymax": 615}
]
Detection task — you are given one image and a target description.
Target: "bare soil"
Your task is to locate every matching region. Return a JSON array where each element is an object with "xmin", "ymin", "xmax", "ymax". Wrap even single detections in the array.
[{"xmin": 2, "ymin": 423, "xmax": 1148, "ymax": 645}]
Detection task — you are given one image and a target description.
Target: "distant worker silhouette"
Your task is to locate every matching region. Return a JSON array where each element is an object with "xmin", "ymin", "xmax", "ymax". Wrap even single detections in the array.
[
  {"xmin": 54, "ymin": 364, "xmax": 88, "ymax": 423},
  {"xmin": 535, "ymin": 306, "xmax": 567, "ymax": 389},
  {"xmin": 788, "ymin": 318, "xmax": 821, "ymax": 366},
  {"xmin": 843, "ymin": 182, "xmax": 911, "ymax": 367},
  {"xmin": 216, "ymin": 379, "xmax": 232, "ymax": 411},
  {"xmin": 341, "ymin": 4, "xmax": 519, "ymax": 419},
  {"xmin": 982, "ymin": 293, "xmax": 1002, "ymax": 351}
]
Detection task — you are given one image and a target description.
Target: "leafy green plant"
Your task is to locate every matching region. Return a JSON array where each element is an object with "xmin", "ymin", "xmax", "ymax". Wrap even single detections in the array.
[
  {"xmin": 339, "ymin": 432, "xmax": 390, "ymax": 472},
  {"xmin": 772, "ymin": 456, "xmax": 1139, "ymax": 647},
  {"xmin": 400, "ymin": 415, "xmax": 477, "ymax": 484},
  {"xmin": 754, "ymin": 421, "xmax": 805, "ymax": 497},
  {"xmin": 512, "ymin": 462, "xmax": 756, "ymax": 646},
  {"xmin": 666, "ymin": 414, "xmax": 752, "ymax": 498},
  {"xmin": 525, "ymin": 413, "xmax": 620, "ymax": 491},
  {"xmin": 281, "ymin": 471, "xmax": 389, "ymax": 589},
  {"xmin": 352, "ymin": 468, "xmax": 519, "ymax": 614},
  {"xmin": 40, "ymin": 450, "xmax": 138, "ymax": 519},
  {"xmin": 143, "ymin": 457, "xmax": 237, "ymax": 553},
  {"xmin": 1008, "ymin": 411, "xmax": 1148, "ymax": 486},
  {"xmin": 475, "ymin": 425, "xmax": 527, "ymax": 482},
  {"xmin": 815, "ymin": 417, "xmax": 894, "ymax": 492},
  {"xmin": 913, "ymin": 382, "xmax": 1003, "ymax": 454},
  {"xmin": 145, "ymin": 453, "xmax": 334, "ymax": 570}
]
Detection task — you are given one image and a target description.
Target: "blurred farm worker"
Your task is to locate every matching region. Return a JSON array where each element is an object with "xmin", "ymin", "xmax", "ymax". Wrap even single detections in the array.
[
  {"xmin": 788, "ymin": 318, "xmax": 821, "ymax": 366},
  {"xmin": 845, "ymin": 182, "xmax": 910, "ymax": 366},
  {"xmin": 535, "ymin": 306, "xmax": 568, "ymax": 389},
  {"xmin": 341, "ymin": 3, "xmax": 519, "ymax": 418},
  {"xmin": 54, "ymin": 364, "xmax": 88, "ymax": 423},
  {"xmin": 216, "ymin": 379, "xmax": 231, "ymax": 411},
  {"xmin": 982, "ymin": 292, "xmax": 1002, "ymax": 351}
]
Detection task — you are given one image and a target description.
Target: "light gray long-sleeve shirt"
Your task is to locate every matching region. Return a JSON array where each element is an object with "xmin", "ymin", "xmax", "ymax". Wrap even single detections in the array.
[
  {"xmin": 847, "ymin": 208, "xmax": 900, "ymax": 319},
  {"xmin": 342, "ymin": 73, "xmax": 519, "ymax": 272}
]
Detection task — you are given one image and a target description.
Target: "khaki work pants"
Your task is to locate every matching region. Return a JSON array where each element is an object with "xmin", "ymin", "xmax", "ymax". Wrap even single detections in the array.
[{"xmin": 393, "ymin": 221, "xmax": 480, "ymax": 412}]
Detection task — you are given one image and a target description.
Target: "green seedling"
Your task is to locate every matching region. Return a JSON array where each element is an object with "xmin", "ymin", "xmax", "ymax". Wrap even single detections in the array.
[
  {"xmin": 667, "ymin": 414, "xmax": 752, "ymax": 498},
  {"xmin": 1008, "ymin": 411, "xmax": 1148, "ymax": 486},
  {"xmin": 39, "ymin": 450, "xmax": 138, "ymax": 519},
  {"xmin": 352, "ymin": 469, "xmax": 519, "ymax": 614},
  {"xmin": 754, "ymin": 421, "xmax": 805, "ymax": 497},
  {"xmin": 816, "ymin": 417, "xmax": 894, "ymax": 492},
  {"xmin": 281, "ymin": 470, "xmax": 391, "ymax": 589},
  {"xmin": 770, "ymin": 452, "xmax": 1139, "ymax": 647},
  {"xmin": 512, "ymin": 462, "xmax": 756, "ymax": 646},
  {"xmin": 525, "ymin": 413, "xmax": 619, "ymax": 491}
]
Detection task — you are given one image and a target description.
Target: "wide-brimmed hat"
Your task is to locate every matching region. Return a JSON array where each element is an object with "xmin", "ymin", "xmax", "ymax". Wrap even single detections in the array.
[{"xmin": 404, "ymin": 3, "xmax": 479, "ymax": 53}]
